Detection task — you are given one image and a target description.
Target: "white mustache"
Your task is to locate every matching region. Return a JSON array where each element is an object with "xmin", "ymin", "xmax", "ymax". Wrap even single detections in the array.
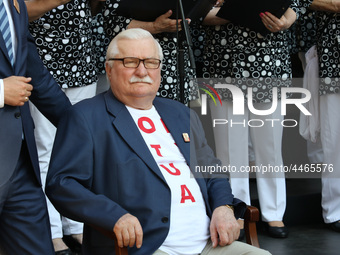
[{"xmin": 129, "ymin": 76, "xmax": 153, "ymax": 84}]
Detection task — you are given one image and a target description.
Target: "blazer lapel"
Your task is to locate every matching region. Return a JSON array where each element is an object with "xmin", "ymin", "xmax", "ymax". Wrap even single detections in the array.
[
  {"xmin": 10, "ymin": 2, "xmax": 19, "ymax": 46},
  {"xmin": 104, "ymin": 91, "xmax": 167, "ymax": 183},
  {"xmin": 0, "ymin": 35, "xmax": 10, "ymax": 64}
]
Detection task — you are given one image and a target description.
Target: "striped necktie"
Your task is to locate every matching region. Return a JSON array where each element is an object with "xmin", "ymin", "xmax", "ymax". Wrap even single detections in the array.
[{"xmin": 0, "ymin": 0, "xmax": 14, "ymax": 66}]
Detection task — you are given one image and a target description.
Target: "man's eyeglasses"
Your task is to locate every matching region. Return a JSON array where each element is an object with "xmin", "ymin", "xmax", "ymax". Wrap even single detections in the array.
[{"xmin": 108, "ymin": 57, "xmax": 161, "ymax": 69}]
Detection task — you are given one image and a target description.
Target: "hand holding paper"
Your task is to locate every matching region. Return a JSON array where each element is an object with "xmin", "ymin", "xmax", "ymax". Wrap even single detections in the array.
[{"xmin": 216, "ymin": 0, "xmax": 293, "ymax": 35}]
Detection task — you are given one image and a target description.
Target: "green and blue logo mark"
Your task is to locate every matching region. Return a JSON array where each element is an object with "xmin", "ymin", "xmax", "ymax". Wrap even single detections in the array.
[{"xmin": 199, "ymin": 83, "xmax": 222, "ymax": 115}]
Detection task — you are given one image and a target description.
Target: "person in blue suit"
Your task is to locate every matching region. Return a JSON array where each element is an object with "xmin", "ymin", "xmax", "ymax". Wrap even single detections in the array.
[
  {"xmin": 46, "ymin": 28, "xmax": 270, "ymax": 255},
  {"xmin": 0, "ymin": 0, "xmax": 71, "ymax": 254}
]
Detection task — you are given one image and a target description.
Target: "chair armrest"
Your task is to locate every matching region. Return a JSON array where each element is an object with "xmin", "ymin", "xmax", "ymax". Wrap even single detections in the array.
[
  {"xmin": 244, "ymin": 205, "xmax": 260, "ymax": 247},
  {"xmin": 91, "ymin": 226, "xmax": 129, "ymax": 255}
]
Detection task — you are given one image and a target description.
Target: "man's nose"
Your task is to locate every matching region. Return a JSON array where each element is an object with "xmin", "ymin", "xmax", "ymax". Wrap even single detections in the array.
[{"xmin": 134, "ymin": 62, "xmax": 148, "ymax": 76}]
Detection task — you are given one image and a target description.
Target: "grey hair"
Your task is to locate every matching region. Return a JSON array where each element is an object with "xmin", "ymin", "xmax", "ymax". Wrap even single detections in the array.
[{"xmin": 106, "ymin": 28, "xmax": 163, "ymax": 67}]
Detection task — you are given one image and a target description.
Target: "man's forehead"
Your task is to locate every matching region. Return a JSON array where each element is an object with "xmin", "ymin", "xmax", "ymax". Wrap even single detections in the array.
[{"xmin": 117, "ymin": 38, "xmax": 158, "ymax": 55}]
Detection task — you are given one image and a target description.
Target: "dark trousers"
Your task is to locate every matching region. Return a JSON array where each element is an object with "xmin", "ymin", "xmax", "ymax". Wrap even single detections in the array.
[{"xmin": 0, "ymin": 141, "xmax": 54, "ymax": 255}]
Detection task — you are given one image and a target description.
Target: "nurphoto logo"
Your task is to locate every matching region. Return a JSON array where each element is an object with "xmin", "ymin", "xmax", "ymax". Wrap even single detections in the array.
[{"xmin": 197, "ymin": 80, "xmax": 312, "ymax": 128}]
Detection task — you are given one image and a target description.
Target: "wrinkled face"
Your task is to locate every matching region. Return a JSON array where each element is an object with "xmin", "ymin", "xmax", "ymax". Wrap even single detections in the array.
[{"xmin": 106, "ymin": 38, "xmax": 161, "ymax": 109}]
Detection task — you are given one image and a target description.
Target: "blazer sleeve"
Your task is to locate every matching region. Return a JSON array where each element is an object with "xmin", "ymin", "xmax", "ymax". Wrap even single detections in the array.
[
  {"xmin": 46, "ymin": 107, "xmax": 129, "ymax": 231},
  {"xmin": 26, "ymin": 31, "xmax": 71, "ymax": 126}
]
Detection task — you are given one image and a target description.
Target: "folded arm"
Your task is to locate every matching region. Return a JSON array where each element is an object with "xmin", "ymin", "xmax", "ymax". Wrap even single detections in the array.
[
  {"xmin": 259, "ymin": 8, "xmax": 297, "ymax": 33},
  {"xmin": 310, "ymin": 0, "xmax": 340, "ymax": 12},
  {"xmin": 203, "ymin": 7, "xmax": 229, "ymax": 26},
  {"xmin": 25, "ymin": 0, "xmax": 72, "ymax": 21},
  {"xmin": 128, "ymin": 10, "xmax": 188, "ymax": 34}
]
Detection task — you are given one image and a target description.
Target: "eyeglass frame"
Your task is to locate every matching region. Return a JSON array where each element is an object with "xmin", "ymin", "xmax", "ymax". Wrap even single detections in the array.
[{"xmin": 108, "ymin": 57, "xmax": 162, "ymax": 69}]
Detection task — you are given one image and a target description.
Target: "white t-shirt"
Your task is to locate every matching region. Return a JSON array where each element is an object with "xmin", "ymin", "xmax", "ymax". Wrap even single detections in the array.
[{"xmin": 127, "ymin": 106, "xmax": 210, "ymax": 255}]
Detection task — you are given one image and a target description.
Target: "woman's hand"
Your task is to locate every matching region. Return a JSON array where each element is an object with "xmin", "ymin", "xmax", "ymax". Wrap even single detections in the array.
[
  {"xmin": 128, "ymin": 10, "xmax": 190, "ymax": 34},
  {"xmin": 260, "ymin": 8, "xmax": 297, "ymax": 33},
  {"xmin": 203, "ymin": 7, "xmax": 229, "ymax": 26}
]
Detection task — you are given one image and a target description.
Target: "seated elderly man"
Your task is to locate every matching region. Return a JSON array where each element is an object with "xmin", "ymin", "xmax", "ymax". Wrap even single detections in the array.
[{"xmin": 46, "ymin": 28, "xmax": 270, "ymax": 255}]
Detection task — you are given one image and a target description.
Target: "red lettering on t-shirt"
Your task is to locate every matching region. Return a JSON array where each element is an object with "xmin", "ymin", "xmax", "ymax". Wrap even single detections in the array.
[
  {"xmin": 180, "ymin": 185, "xmax": 196, "ymax": 203},
  {"xmin": 160, "ymin": 118, "xmax": 170, "ymax": 133},
  {"xmin": 160, "ymin": 163, "xmax": 181, "ymax": 176},
  {"xmin": 138, "ymin": 117, "xmax": 156, "ymax": 133},
  {"xmin": 150, "ymin": 144, "xmax": 163, "ymax": 157}
]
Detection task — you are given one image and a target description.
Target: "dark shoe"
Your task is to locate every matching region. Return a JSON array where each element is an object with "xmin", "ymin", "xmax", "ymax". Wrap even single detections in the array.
[
  {"xmin": 238, "ymin": 228, "xmax": 245, "ymax": 241},
  {"xmin": 55, "ymin": 248, "xmax": 73, "ymax": 255},
  {"xmin": 266, "ymin": 223, "xmax": 289, "ymax": 238},
  {"xmin": 329, "ymin": 221, "xmax": 340, "ymax": 232}
]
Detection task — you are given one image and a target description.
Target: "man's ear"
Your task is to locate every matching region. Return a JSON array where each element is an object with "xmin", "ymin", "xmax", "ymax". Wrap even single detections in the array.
[{"xmin": 105, "ymin": 62, "xmax": 112, "ymax": 80}]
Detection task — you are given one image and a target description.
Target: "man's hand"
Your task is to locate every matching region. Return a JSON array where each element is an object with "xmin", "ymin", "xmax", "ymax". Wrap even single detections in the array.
[
  {"xmin": 113, "ymin": 213, "xmax": 143, "ymax": 249},
  {"xmin": 4, "ymin": 76, "xmax": 33, "ymax": 106},
  {"xmin": 210, "ymin": 205, "xmax": 240, "ymax": 248}
]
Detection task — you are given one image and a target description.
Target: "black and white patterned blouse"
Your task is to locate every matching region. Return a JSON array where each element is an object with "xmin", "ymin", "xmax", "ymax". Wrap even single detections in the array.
[
  {"xmin": 92, "ymin": 11, "xmax": 111, "ymax": 76},
  {"xmin": 296, "ymin": 8, "xmax": 317, "ymax": 53},
  {"xmin": 103, "ymin": 0, "xmax": 131, "ymax": 42},
  {"xmin": 202, "ymin": 0, "xmax": 306, "ymax": 103},
  {"xmin": 316, "ymin": 12, "xmax": 340, "ymax": 95},
  {"xmin": 289, "ymin": 6, "xmax": 317, "ymax": 55},
  {"xmin": 29, "ymin": 0, "xmax": 97, "ymax": 88}
]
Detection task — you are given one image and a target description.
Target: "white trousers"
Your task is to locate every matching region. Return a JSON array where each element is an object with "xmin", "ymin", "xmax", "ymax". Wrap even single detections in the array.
[
  {"xmin": 299, "ymin": 50, "xmax": 324, "ymax": 163},
  {"xmin": 209, "ymin": 100, "xmax": 286, "ymax": 222},
  {"xmin": 320, "ymin": 93, "xmax": 340, "ymax": 223},
  {"xmin": 30, "ymin": 83, "xmax": 97, "ymax": 238}
]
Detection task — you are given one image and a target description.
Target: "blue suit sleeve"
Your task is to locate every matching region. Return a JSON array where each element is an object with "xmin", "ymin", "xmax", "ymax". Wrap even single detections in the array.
[
  {"xmin": 46, "ymin": 107, "xmax": 129, "ymax": 231},
  {"xmin": 26, "ymin": 31, "xmax": 71, "ymax": 126}
]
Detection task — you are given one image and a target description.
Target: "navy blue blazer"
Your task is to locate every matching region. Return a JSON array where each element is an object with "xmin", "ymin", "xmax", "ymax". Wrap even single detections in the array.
[
  {"xmin": 0, "ymin": 0, "xmax": 71, "ymax": 187},
  {"xmin": 46, "ymin": 90, "xmax": 245, "ymax": 255}
]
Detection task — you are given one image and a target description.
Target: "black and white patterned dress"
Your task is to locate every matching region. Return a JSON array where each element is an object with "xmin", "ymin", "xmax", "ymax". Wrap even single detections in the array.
[
  {"xmin": 92, "ymin": 11, "xmax": 111, "ymax": 76},
  {"xmin": 289, "ymin": 6, "xmax": 317, "ymax": 55},
  {"xmin": 202, "ymin": 1, "xmax": 304, "ymax": 103},
  {"xmin": 295, "ymin": 7, "xmax": 317, "ymax": 53},
  {"xmin": 28, "ymin": 0, "xmax": 97, "ymax": 88},
  {"xmin": 316, "ymin": 12, "xmax": 340, "ymax": 95}
]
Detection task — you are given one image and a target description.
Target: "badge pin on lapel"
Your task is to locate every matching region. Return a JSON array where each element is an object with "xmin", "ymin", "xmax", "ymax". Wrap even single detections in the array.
[
  {"xmin": 182, "ymin": 133, "xmax": 190, "ymax": 143},
  {"xmin": 13, "ymin": 0, "xmax": 20, "ymax": 14}
]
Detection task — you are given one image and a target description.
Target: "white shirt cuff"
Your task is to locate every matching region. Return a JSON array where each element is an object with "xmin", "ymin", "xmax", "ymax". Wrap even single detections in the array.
[{"xmin": 0, "ymin": 79, "xmax": 4, "ymax": 108}]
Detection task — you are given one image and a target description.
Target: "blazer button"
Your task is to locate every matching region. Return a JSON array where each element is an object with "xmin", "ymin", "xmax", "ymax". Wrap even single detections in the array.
[
  {"xmin": 14, "ymin": 112, "xmax": 21, "ymax": 119},
  {"xmin": 161, "ymin": 217, "xmax": 168, "ymax": 223}
]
